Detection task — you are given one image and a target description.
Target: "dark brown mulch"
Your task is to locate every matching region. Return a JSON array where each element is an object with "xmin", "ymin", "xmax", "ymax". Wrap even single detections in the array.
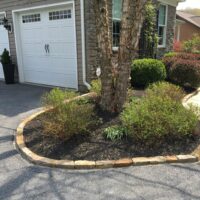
[{"xmin": 23, "ymin": 108, "xmax": 200, "ymax": 161}]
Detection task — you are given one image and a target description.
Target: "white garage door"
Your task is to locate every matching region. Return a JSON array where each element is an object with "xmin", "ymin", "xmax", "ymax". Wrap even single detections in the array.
[
  {"xmin": 0, "ymin": 13, "xmax": 10, "ymax": 80},
  {"xmin": 19, "ymin": 5, "xmax": 78, "ymax": 88}
]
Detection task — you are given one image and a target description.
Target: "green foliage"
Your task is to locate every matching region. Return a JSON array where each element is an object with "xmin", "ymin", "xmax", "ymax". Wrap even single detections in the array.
[
  {"xmin": 0, "ymin": 49, "xmax": 11, "ymax": 65},
  {"xmin": 147, "ymin": 82, "xmax": 185, "ymax": 102},
  {"xmin": 183, "ymin": 34, "xmax": 200, "ymax": 54},
  {"xmin": 104, "ymin": 125, "xmax": 126, "ymax": 141},
  {"xmin": 121, "ymin": 86, "xmax": 198, "ymax": 142},
  {"xmin": 163, "ymin": 52, "xmax": 177, "ymax": 58},
  {"xmin": 131, "ymin": 59, "xmax": 166, "ymax": 88},
  {"xmin": 41, "ymin": 88, "xmax": 96, "ymax": 140},
  {"xmin": 139, "ymin": 1, "xmax": 158, "ymax": 58},
  {"xmin": 90, "ymin": 79, "xmax": 102, "ymax": 96}
]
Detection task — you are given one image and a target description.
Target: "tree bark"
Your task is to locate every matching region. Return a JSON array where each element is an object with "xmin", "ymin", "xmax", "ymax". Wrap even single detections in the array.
[
  {"xmin": 94, "ymin": 0, "xmax": 149, "ymax": 113},
  {"xmin": 94, "ymin": 0, "xmax": 114, "ymax": 112},
  {"xmin": 113, "ymin": 0, "xmax": 148, "ymax": 112}
]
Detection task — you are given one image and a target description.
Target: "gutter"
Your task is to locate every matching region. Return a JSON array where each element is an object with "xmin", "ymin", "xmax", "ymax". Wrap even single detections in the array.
[{"xmin": 80, "ymin": 0, "xmax": 91, "ymax": 90}]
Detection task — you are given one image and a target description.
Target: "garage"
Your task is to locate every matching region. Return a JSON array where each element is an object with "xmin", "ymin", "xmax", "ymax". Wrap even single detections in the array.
[
  {"xmin": 0, "ymin": 13, "xmax": 10, "ymax": 80},
  {"xmin": 15, "ymin": 3, "xmax": 78, "ymax": 88}
]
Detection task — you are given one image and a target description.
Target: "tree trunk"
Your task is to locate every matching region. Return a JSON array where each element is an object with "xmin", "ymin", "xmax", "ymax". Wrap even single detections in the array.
[
  {"xmin": 113, "ymin": 0, "xmax": 148, "ymax": 112},
  {"xmin": 95, "ymin": 0, "xmax": 148, "ymax": 113},
  {"xmin": 94, "ymin": 0, "xmax": 114, "ymax": 112}
]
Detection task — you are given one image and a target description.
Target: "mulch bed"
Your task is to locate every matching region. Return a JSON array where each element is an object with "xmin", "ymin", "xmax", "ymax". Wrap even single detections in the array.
[{"xmin": 24, "ymin": 107, "xmax": 200, "ymax": 161}]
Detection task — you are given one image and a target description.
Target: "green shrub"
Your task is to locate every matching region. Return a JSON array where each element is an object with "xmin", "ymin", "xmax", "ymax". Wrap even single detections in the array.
[
  {"xmin": 183, "ymin": 34, "xmax": 200, "ymax": 53},
  {"xmin": 41, "ymin": 88, "xmax": 96, "ymax": 140},
  {"xmin": 0, "ymin": 49, "xmax": 11, "ymax": 65},
  {"xmin": 131, "ymin": 59, "xmax": 166, "ymax": 88},
  {"xmin": 104, "ymin": 125, "xmax": 126, "ymax": 141},
  {"xmin": 121, "ymin": 95, "xmax": 198, "ymax": 142},
  {"xmin": 169, "ymin": 59, "xmax": 200, "ymax": 88},
  {"xmin": 90, "ymin": 79, "xmax": 101, "ymax": 96},
  {"xmin": 147, "ymin": 82, "xmax": 185, "ymax": 102}
]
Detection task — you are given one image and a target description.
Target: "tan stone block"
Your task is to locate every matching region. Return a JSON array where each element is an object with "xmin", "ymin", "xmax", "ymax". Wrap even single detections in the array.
[
  {"xmin": 95, "ymin": 160, "xmax": 115, "ymax": 169},
  {"xmin": 114, "ymin": 158, "xmax": 133, "ymax": 168},
  {"xmin": 133, "ymin": 156, "xmax": 166, "ymax": 166},
  {"xmin": 165, "ymin": 156, "xmax": 178, "ymax": 163},
  {"xmin": 74, "ymin": 160, "xmax": 96, "ymax": 169},
  {"xmin": 176, "ymin": 155, "xmax": 198, "ymax": 163}
]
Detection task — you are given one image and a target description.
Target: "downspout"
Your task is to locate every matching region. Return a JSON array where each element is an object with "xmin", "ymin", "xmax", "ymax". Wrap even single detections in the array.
[{"xmin": 80, "ymin": 0, "xmax": 91, "ymax": 90}]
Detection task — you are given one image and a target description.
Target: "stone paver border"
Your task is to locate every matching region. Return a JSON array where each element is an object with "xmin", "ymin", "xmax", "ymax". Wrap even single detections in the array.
[{"xmin": 15, "ymin": 93, "xmax": 200, "ymax": 169}]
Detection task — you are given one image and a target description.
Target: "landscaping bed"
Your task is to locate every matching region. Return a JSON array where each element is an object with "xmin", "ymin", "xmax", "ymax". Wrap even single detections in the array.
[
  {"xmin": 22, "ymin": 81, "xmax": 200, "ymax": 162},
  {"xmin": 24, "ymin": 106, "xmax": 200, "ymax": 161}
]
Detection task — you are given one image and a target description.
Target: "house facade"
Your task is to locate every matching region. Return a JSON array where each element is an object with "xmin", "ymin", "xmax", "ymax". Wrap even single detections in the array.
[
  {"xmin": 175, "ymin": 11, "xmax": 200, "ymax": 43},
  {"xmin": 0, "ymin": 0, "xmax": 182, "ymax": 90}
]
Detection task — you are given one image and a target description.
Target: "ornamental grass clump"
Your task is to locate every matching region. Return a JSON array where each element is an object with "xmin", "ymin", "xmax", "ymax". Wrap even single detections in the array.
[
  {"xmin": 121, "ymin": 83, "xmax": 198, "ymax": 143},
  {"xmin": 41, "ymin": 88, "xmax": 95, "ymax": 140}
]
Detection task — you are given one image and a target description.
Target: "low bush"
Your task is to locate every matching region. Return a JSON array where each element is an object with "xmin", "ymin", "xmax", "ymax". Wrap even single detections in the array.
[
  {"xmin": 169, "ymin": 59, "xmax": 200, "ymax": 88},
  {"xmin": 131, "ymin": 59, "xmax": 166, "ymax": 88},
  {"xmin": 90, "ymin": 79, "xmax": 102, "ymax": 96},
  {"xmin": 146, "ymin": 82, "xmax": 185, "ymax": 102},
  {"xmin": 183, "ymin": 34, "xmax": 200, "ymax": 53},
  {"xmin": 104, "ymin": 126, "xmax": 126, "ymax": 141},
  {"xmin": 41, "ymin": 88, "xmax": 96, "ymax": 140},
  {"xmin": 162, "ymin": 53, "xmax": 200, "ymax": 87},
  {"xmin": 121, "ymin": 92, "xmax": 198, "ymax": 143}
]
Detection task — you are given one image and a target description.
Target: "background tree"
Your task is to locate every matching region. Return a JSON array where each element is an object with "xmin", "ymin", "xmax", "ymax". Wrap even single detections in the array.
[{"xmin": 95, "ymin": 0, "xmax": 149, "ymax": 113}]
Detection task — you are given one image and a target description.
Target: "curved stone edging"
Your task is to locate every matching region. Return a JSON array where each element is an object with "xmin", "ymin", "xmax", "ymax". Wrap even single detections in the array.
[
  {"xmin": 182, "ymin": 88, "xmax": 200, "ymax": 108},
  {"xmin": 15, "ymin": 93, "xmax": 200, "ymax": 170}
]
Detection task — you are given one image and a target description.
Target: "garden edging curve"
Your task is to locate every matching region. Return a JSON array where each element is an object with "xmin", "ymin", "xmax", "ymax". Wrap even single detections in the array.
[{"xmin": 15, "ymin": 93, "xmax": 200, "ymax": 170}]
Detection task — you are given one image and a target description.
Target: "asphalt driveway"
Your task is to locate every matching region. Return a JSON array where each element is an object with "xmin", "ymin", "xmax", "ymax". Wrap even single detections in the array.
[{"xmin": 0, "ymin": 81, "xmax": 200, "ymax": 200}]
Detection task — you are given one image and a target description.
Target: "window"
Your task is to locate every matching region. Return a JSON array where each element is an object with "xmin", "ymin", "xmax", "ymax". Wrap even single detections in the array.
[
  {"xmin": 158, "ymin": 4, "xmax": 167, "ymax": 47},
  {"xmin": 112, "ymin": 0, "xmax": 122, "ymax": 48},
  {"xmin": 0, "ymin": 15, "xmax": 4, "ymax": 25},
  {"xmin": 22, "ymin": 14, "xmax": 41, "ymax": 23},
  {"xmin": 49, "ymin": 10, "xmax": 71, "ymax": 21}
]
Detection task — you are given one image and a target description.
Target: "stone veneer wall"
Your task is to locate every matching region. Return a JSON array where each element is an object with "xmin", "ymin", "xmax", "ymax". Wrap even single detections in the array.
[{"xmin": 156, "ymin": 4, "xmax": 176, "ymax": 58}]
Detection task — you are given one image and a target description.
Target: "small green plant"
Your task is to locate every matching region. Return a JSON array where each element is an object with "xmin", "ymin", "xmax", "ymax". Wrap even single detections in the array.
[
  {"xmin": 131, "ymin": 59, "xmax": 166, "ymax": 88},
  {"xmin": 90, "ymin": 79, "xmax": 102, "ymax": 96},
  {"xmin": 0, "ymin": 49, "xmax": 11, "ymax": 65},
  {"xmin": 146, "ymin": 82, "xmax": 185, "ymax": 102},
  {"xmin": 104, "ymin": 125, "xmax": 126, "ymax": 141},
  {"xmin": 41, "ymin": 88, "xmax": 96, "ymax": 140},
  {"xmin": 163, "ymin": 52, "xmax": 177, "ymax": 58}
]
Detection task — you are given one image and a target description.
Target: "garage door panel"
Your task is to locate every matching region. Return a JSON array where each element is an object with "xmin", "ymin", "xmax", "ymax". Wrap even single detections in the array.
[
  {"xmin": 24, "ymin": 70, "xmax": 76, "ymax": 88},
  {"xmin": 46, "ymin": 26, "xmax": 75, "ymax": 42},
  {"xmin": 24, "ymin": 57, "xmax": 77, "ymax": 74},
  {"xmin": 21, "ymin": 28, "xmax": 44, "ymax": 42},
  {"xmin": 48, "ymin": 42, "xmax": 76, "ymax": 58}
]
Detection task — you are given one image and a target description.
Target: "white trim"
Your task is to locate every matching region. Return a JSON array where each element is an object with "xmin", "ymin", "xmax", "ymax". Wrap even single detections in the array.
[
  {"xmin": 12, "ymin": 1, "xmax": 74, "ymax": 13},
  {"xmin": 80, "ymin": 0, "xmax": 91, "ymax": 89},
  {"xmin": 12, "ymin": 1, "xmax": 78, "ymax": 89},
  {"xmin": 158, "ymin": 0, "xmax": 179, "ymax": 7},
  {"xmin": 0, "ymin": 11, "xmax": 6, "ymax": 16},
  {"xmin": 158, "ymin": 4, "xmax": 168, "ymax": 48}
]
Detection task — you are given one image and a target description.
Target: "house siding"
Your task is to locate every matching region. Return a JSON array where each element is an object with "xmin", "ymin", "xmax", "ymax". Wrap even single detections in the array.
[
  {"xmin": 175, "ymin": 17, "xmax": 200, "ymax": 42},
  {"xmin": 0, "ymin": 0, "xmax": 84, "ymax": 89}
]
